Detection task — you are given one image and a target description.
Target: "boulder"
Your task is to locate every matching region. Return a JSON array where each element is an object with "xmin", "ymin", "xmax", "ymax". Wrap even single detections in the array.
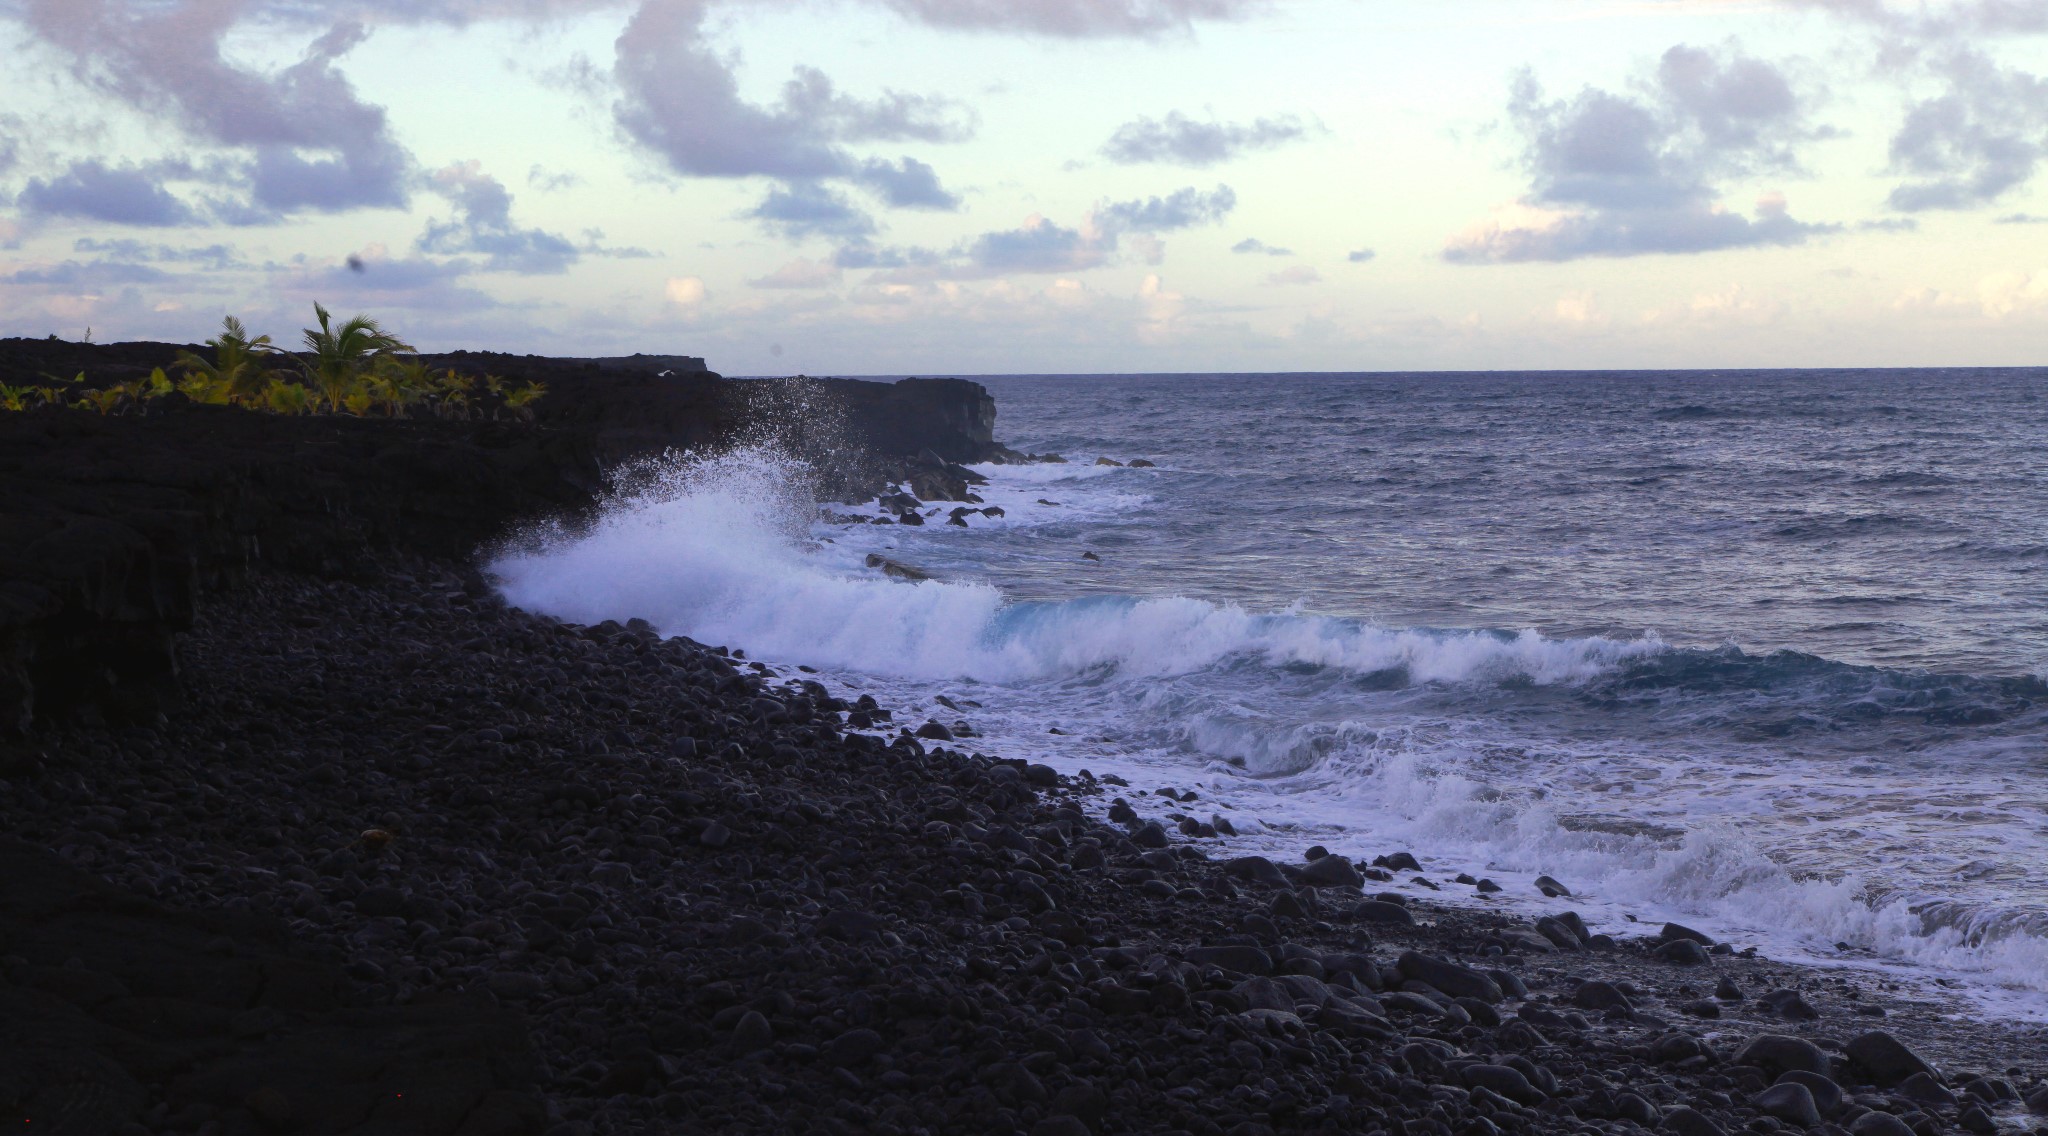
[
  {"xmin": 1731, "ymin": 1034, "xmax": 1831, "ymax": 1080},
  {"xmin": 1350, "ymin": 900, "xmax": 1415, "ymax": 926},
  {"xmin": 1184, "ymin": 945, "xmax": 1274, "ymax": 976},
  {"xmin": 1570, "ymin": 980, "xmax": 1634, "ymax": 1013},
  {"xmin": 1660, "ymin": 922, "xmax": 1715, "ymax": 946},
  {"xmin": 1753, "ymin": 1083, "xmax": 1823, "ymax": 1128},
  {"xmin": 1845, "ymin": 1031, "xmax": 1940, "ymax": 1088},
  {"xmin": 1395, "ymin": 951, "xmax": 1503, "ymax": 1003},
  {"xmin": 1661, "ymin": 1107, "xmax": 1728, "ymax": 1136},
  {"xmin": 1297, "ymin": 854, "xmax": 1363, "ymax": 888}
]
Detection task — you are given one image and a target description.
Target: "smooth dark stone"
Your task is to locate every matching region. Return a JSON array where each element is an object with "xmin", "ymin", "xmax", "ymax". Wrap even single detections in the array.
[
  {"xmin": 1731, "ymin": 1034, "xmax": 1832, "ymax": 1079},
  {"xmin": 1754, "ymin": 1083, "xmax": 1823, "ymax": 1128},
  {"xmin": 1395, "ymin": 951, "xmax": 1503, "ymax": 1003},
  {"xmin": 1845, "ymin": 1032, "xmax": 1940, "ymax": 1088}
]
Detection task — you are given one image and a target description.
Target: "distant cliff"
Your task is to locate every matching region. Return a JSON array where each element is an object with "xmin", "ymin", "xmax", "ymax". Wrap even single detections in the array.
[{"xmin": 0, "ymin": 339, "xmax": 1012, "ymax": 737}]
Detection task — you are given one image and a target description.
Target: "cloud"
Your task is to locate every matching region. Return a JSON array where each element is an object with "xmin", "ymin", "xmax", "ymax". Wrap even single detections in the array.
[
  {"xmin": 1448, "ymin": 195, "xmax": 1829, "ymax": 263},
  {"xmin": 1892, "ymin": 267, "xmax": 2048, "ymax": 319},
  {"xmin": 73, "ymin": 238, "xmax": 245, "ymax": 268},
  {"xmin": 21, "ymin": 5, "xmax": 412, "ymax": 216},
  {"xmin": 874, "ymin": 0, "xmax": 1266, "ymax": 38},
  {"xmin": 2, "ymin": 260, "xmax": 169, "ymax": 287},
  {"xmin": 1099, "ymin": 184, "xmax": 1236, "ymax": 231},
  {"xmin": 528, "ymin": 165, "xmax": 583, "ymax": 192},
  {"xmin": 416, "ymin": 161, "xmax": 582, "ymax": 274},
  {"xmin": 1997, "ymin": 212, "xmax": 2047, "ymax": 223},
  {"xmin": 1446, "ymin": 46, "xmax": 1839, "ymax": 262},
  {"xmin": 965, "ymin": 215, "xmax": 1108, "ymax": 274},
  {"xmin": 1347, "ymin": 248, "xmax": 1376, "ymax": 262},
  {"xmin": 833, "ymin": 241, "xmax": 944, "ymax": 270},
  {"xmin": 1265, "ymin": 264, "xmax": 1321, "ymax": 285},
  {"xmin": 665, "ymin": 275, "xmax": 709, "ymax": 306},
  {"xmin": 747, "ymin": 257, "xmax": 844, "ymax": 289},
  {"xmin": 1101, "ymin": 111, "xmax": 1311, "ymax": 165},
  {"xmin": 851, "ymin": 156, "xmax": 962, "ymax": 209},
  {"xmin": 1884, "ymin": 49, "xmax": 2048, "ymax": 211},
  {"xmin": 274, "ymin": 248, "xmax": 502, "ymax": 313},
  {"xmin": 1232, "ymin": 237, "xmax": 1292, "ymax": 256},
  {"xmin": 17, "ymin": 161, "xmax": 199, "ymax": 227},
  {"xmin": 855, "ymin": 181, "xmax": 1236, "ymax": 281},
  {"xmin": 610, "ymin": 0, "xmax": 972, "ymax": 201},
  {"xmin": 747, "ymin": 181, "xmax": 879, "ymax": 240}
]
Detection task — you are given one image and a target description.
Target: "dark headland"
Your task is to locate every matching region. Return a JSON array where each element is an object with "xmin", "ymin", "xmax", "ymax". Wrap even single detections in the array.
[{"xmin": 1, "ymin": 339, "xmax": 2042, "ymax": 1136}]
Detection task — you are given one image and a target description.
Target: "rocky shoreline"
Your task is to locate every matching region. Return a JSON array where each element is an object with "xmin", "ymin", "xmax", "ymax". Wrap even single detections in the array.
[
  {"xmin": 3, "ymin": 349, "xmax": 2044, "ymax": 1135},
  {"xmin": 3, "ymin": 549, "xmax": 2044, "ymax": 1135}
]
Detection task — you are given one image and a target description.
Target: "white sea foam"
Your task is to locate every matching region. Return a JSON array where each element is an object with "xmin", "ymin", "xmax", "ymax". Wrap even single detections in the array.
[
  {"xmin": 495, "ymin": 449, "xmax": 1660, "ymax": 686},
  {"xmin": 490, "ymin": 447, "xmax": 2048, "ymax": 1020}
]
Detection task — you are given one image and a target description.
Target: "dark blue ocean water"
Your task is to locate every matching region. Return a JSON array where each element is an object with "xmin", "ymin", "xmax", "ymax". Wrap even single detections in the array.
[
  {"xmin": 974, "ymin": 369, "xmax": 2048, "ymax": 676},
  {"xmin": 496, "ymin": 368, "xmax": 2048, "ymax": 1015}
]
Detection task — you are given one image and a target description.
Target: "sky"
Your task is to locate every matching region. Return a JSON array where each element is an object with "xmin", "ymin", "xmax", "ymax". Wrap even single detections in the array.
[{"xmin": 0, "ymin": 0, "xmax": 2045, "ymax": 374}]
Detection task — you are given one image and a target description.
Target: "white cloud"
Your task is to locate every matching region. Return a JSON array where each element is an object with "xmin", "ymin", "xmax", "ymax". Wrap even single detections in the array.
[
  {"xmin": 665, "ymin": 276, "xmax": 709, "ymax": 306},
  {"xmin": 747, "ymin": 258, "xmax": 843, "ymax": 289},
  {"xmin": 1265, "ymin": 264, "xmax": 1321, "ymax": 285}
]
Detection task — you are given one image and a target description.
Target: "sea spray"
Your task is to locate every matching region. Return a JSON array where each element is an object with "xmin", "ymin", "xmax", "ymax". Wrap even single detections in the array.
[{"xmin": 492, "ymin": 448, "xmax": 1666, "ymax": 687}]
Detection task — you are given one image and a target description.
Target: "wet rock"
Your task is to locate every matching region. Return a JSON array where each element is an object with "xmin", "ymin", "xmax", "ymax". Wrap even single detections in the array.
[
  {"xmin": 1655, "ymin": 939, "xmax": 1712, "ymax": 966},
  {"xmin": 1222, "ymin": 856, "xmax": 1289, "ymax": 887},
  {"xmin": 731, "ymin": 1011, "xmax": 773, "ymax": 1054},
  {"xmin": 1754, "ymin": 1082, "xmax": 1823, "ymax": 1128},
  {"xmin": 1849, "ymin": 1112, "xmax": 1917, "ymax": 1136},
  {"xmin": 1661, "ymin": 922, "xmax": 1716, "ymax": 947},
  {"xmin": 1892, "ymin": 1073, "xmax": 1956, "ymax": 1108},
  {"xmin": 1616, "ymin": 1092, "xmax": 1661, "ymax": 1126},
  {"xmin": 1759, "ymin": 988, "xmax": 1819, "ymax": 1019},
  {"xmin": 1845, "ymin": 1032, "xmax": 1940, "ymax": 1088},
  {"xmin": 1350, "ymin": 900, "xmax": 1415, "ymax": 926},
  {"xmin": 1395, "ymin": 951, "xmax": 1502, "ymax": 1003},
  {"xmin": 1535, "ymin": 916, "xmax": 1584, "ymax": 950},
  {"xmin": 825, "ymin": 1028, "xmax": 884, "ymax": 1068},
  {"xmin": 1778, "ymin": 1071, "xmax": 1845, "ymax": 1118},
  {"xmin": 1373, "ymin": 852, "xmax": 1421, "ymax": 872},
  {"xmin": 1572, "ymin": 980, "xmax": 1634, "ymax": 1012},
  {"xmin": 1732, "ymin": 1035, "xmax": 1832, "ymax": 1080},
  {"xmin": 1461, "ymin": 1064, "xmax": 1546, "ymax": 1106},
  {"xmin": 1715, "ymin": 976, "xmax": 1745, "ymax": 1001},
  {"xmin": 1298, "ymin": 853, "xmax": 1363, "ymax": 888},
  {"xmin": 1185, "ymin": 945, "xmax": 1273, "ymax": 976},
  {"xmin": 1534, "ymin": 874, "xmax": 1572, "ymax": 897},
  {"xmin": 1662, "ymin": 1106, "xmax": 1730, "ymax": 1136}
]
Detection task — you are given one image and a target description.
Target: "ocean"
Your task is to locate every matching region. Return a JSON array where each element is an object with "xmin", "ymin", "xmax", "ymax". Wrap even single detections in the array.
[{"xmin": 491, "ymin": 368, "xmax": 2048, "ymax": 1019}]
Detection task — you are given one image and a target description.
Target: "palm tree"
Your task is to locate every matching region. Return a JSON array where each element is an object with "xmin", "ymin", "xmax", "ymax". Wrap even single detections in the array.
[
  {"xmin": 370, "ymin": 357, "xmax": 441, "ymax": 418},
  {"xmin": 297, "ymin": 303, "xmax": 413, "ymax": 412},
  {"xmin": 262, "ymin": 378, "xmax": 314, "ymax": 415},
  {"xmin": 175, "ymin": 315, "xmax": 277, "ymax": 405},
  {"xmin": 503, "ymin": 380, "xmax": 547, "ymax": 421}
]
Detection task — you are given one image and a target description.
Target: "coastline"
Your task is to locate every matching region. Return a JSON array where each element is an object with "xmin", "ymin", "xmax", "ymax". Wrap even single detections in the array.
[
  {"xmin": 4, "ymin": 553, "xmax": 2044, "ymax": 1135},
  {"xmin": 2, "ymin": 355, "xmax": 2043, "ymax": 1135}
]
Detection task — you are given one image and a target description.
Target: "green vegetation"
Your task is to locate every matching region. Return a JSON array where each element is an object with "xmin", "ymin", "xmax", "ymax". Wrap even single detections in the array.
[{"xmin": 3, "ymin": 307, "xmax": 547, "ymax": 420}]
